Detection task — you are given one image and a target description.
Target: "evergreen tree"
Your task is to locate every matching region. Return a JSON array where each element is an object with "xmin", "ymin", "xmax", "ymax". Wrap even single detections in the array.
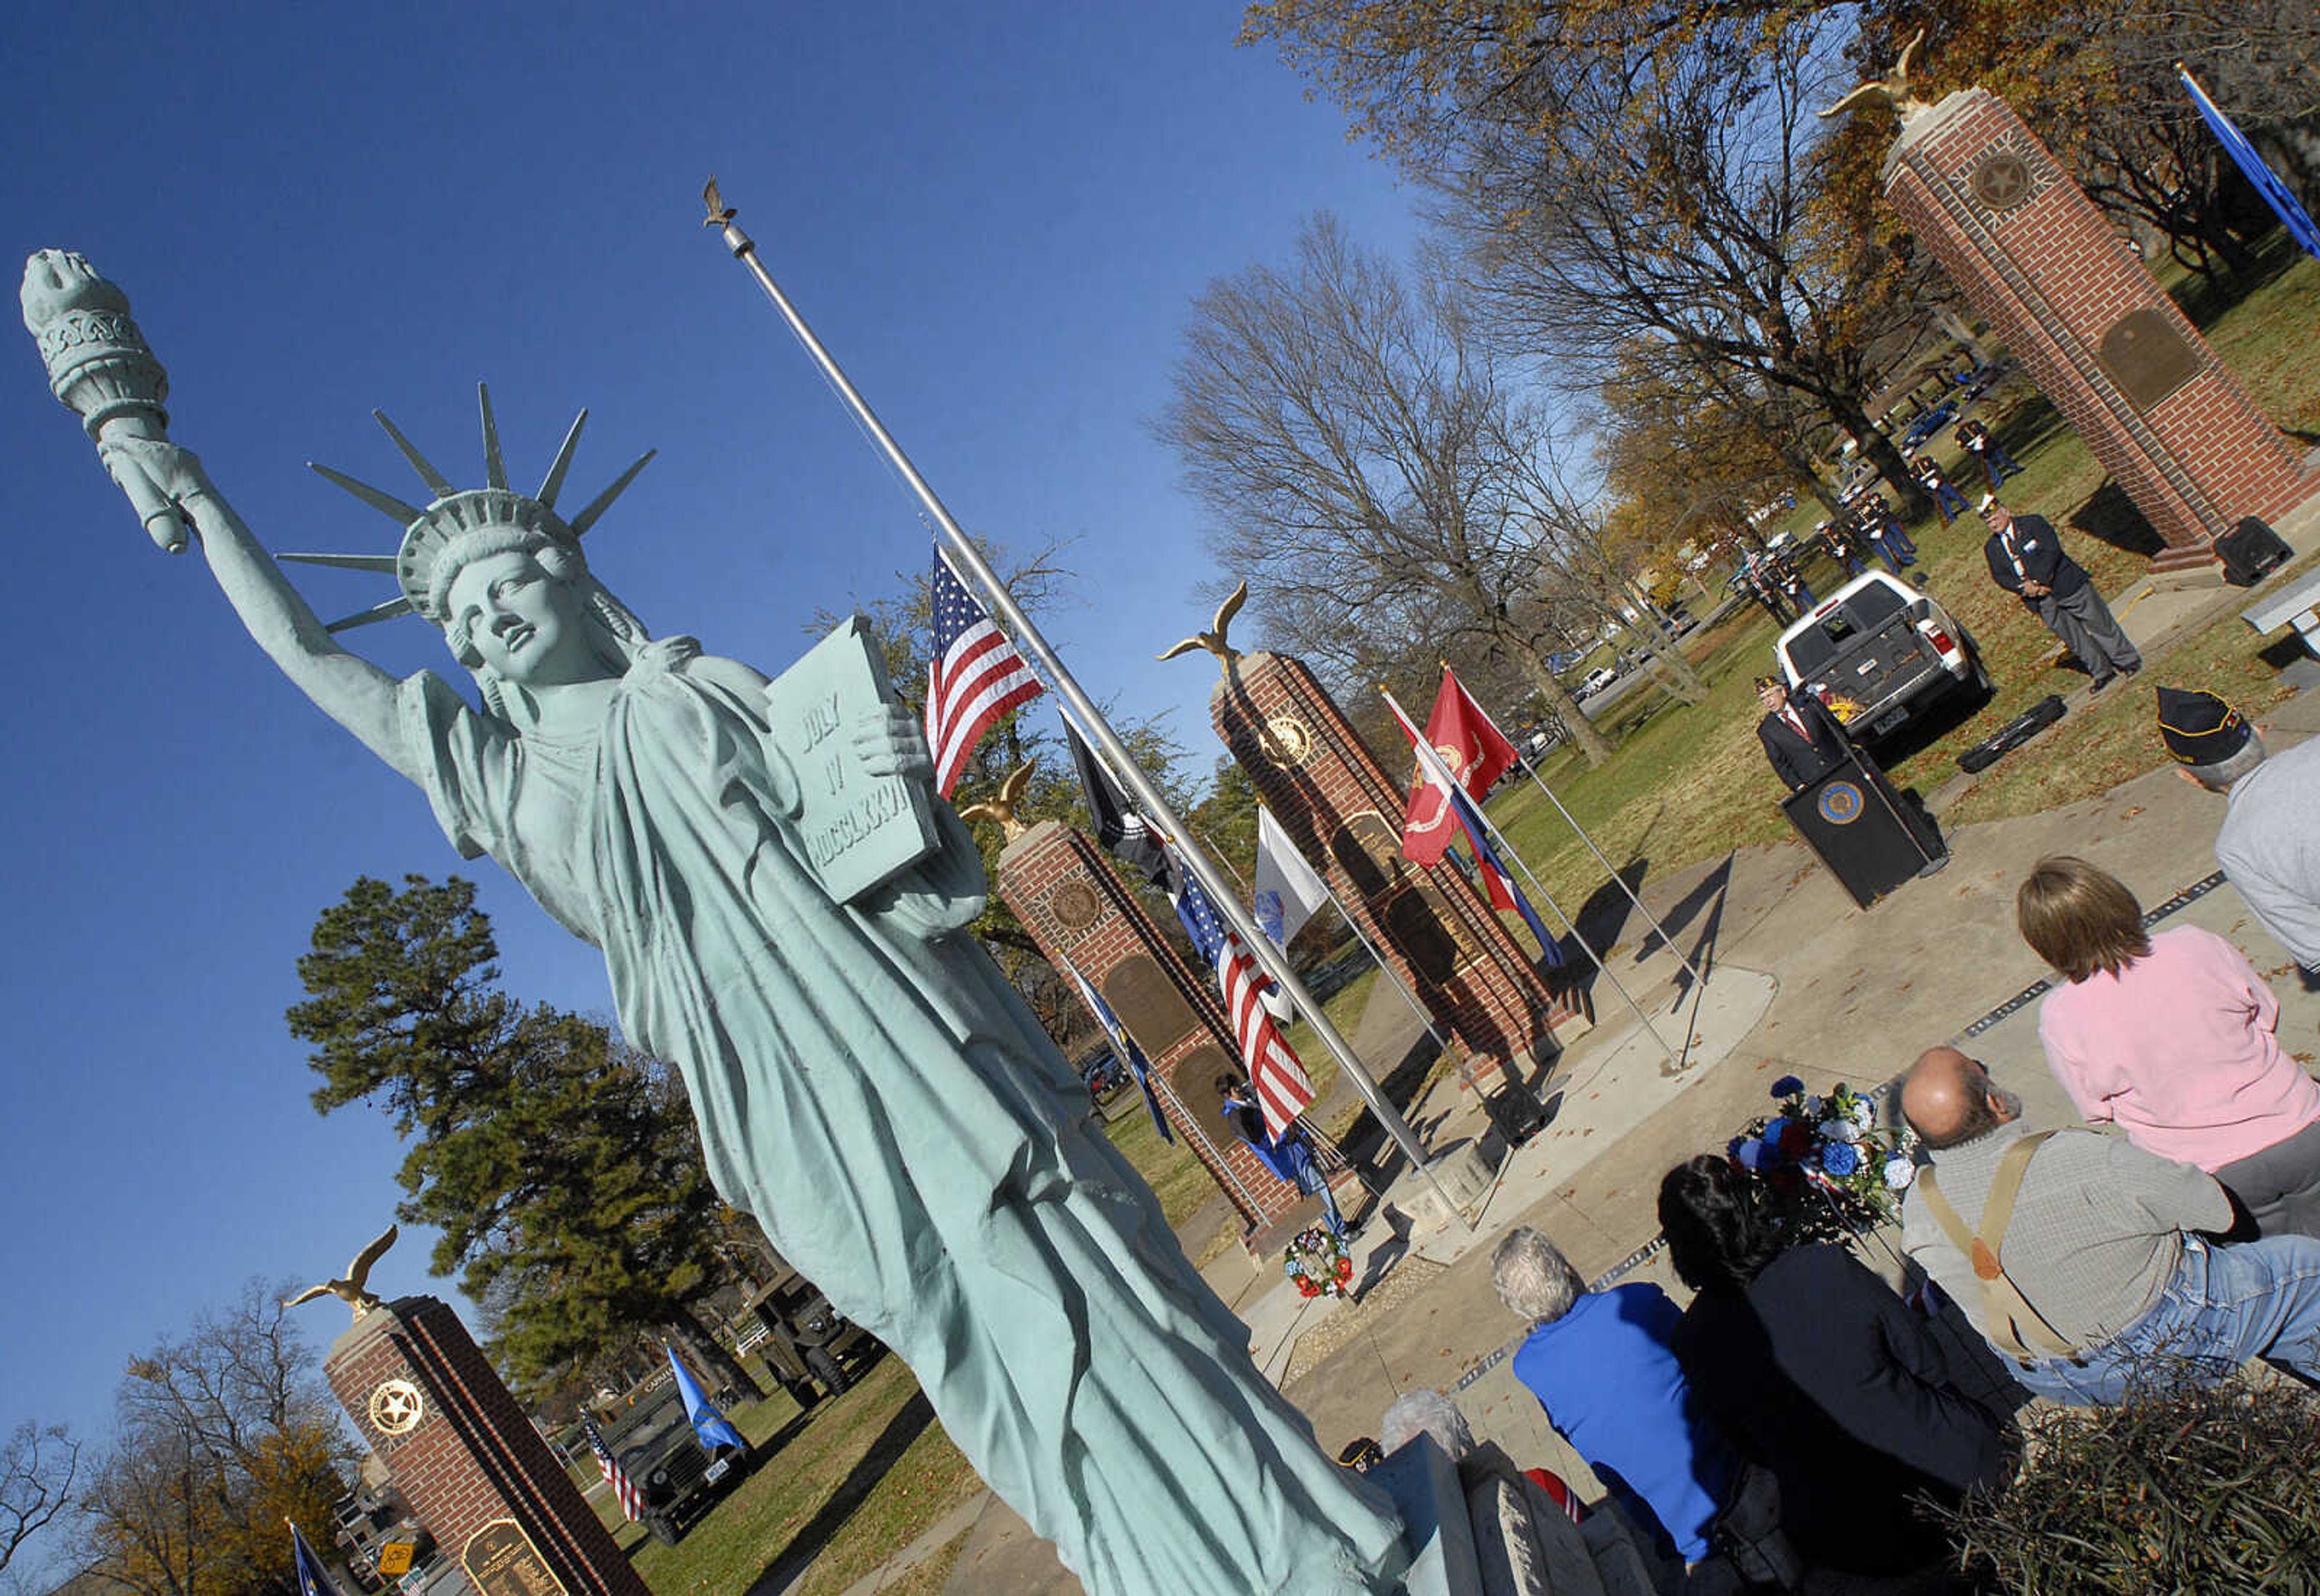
[{"xmin": 287, "ymin": 874, "xmax": 759, "ymax": 1401}]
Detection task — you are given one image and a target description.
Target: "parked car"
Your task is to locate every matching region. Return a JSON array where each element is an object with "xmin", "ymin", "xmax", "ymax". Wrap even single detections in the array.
[
  {"xmin": 602, "ymin": 1386, "xmax": 756, "ymax": 1546},
  {"xmin": 1772, "ymin": 570, "xmax": 1988, "ymax": 744},
  {"xmin": 1574, "ymin": 666, "xmax": 1618, "ymax": 700},
  {"xmin": 1895, "ymin": 397, "xmax": 1959, "ymax": 451},
  {"xmin": 1080, "ymin": 1050, "xmax": 1127, "ymax": 1096}
]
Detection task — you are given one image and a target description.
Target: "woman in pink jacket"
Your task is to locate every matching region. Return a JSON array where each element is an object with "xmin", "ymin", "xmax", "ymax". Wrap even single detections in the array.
[{"xmin": 2019, "ymin": 855, "xmax": 2320, "ymax": 1237}]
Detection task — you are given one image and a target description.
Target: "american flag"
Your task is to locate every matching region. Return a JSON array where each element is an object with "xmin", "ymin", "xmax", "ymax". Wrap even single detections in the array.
[
  {"xmin": 581, "ymin": 1413, "xmax": 645, "ymax": 1523},
  {"xmin": 1171, "ymin": 869, "xmax": 1316, "ymax": 1139},
  {"xmin": 926, "ymin": 549, "xmax": 1043, "ymax": 799}
]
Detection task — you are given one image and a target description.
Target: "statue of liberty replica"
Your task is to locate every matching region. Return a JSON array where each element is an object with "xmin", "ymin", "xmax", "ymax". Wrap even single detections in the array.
[{"xmin": 22, "ymin": 249, "xmax": 1406, "ymax": 1596}]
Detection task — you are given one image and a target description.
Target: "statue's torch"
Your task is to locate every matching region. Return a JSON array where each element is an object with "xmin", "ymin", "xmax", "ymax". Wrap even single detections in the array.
[{"xmin": 21, "ymin": 250, "xmax": 188, "ymax": 553}]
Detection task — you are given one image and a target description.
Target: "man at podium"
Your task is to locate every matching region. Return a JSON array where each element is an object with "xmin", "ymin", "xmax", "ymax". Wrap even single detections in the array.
[{"xmin": 1755, "ymin": 675, "xmax": 1852, "ymax": 793}]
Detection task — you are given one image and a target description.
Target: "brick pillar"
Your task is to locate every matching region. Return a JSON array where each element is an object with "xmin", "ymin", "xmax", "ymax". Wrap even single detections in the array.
[
  {"xmin": 1211, "ymin": 654, "xmax": 1584, "ymax": 1074},
  {"xmin": 1884, "ymin": 88, "xmax": 2318, "ymax": 569},
  {"xmin": 326, "ymin": 1298, "xmax": 648, "ymax": 1596},
  {"xmin": 996, "ymin": 818, "xmax": 1354, "ymax": 1247}
]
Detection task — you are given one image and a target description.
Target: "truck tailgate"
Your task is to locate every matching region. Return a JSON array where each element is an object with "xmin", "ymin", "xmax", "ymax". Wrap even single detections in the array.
[{"xmin": 1817, "ymin": 622, "xmax": 1939, "ymax": 713}]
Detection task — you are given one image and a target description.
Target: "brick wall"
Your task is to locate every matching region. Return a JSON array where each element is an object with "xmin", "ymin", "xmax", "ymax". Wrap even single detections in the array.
[
  {"xmin": 996, "ymin": 819, "xmax": 1350, "ymax": 1237},
  {"xmin": 326, "ymin": 1298, "xmax": 648, "ymax": 1596},
  {"xmin": 1209, "ymin": 654, "xmax": 1581, "ymax": 1071},
  {"xmin": 1883, "ymin": 88, "xmax": 2316, "ymax": 568}
]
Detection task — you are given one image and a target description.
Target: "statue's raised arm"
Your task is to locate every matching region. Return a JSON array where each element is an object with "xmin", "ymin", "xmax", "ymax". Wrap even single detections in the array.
[{"xmin": 21, "ymin": 251, "xmax": 417, "ymax": 780}]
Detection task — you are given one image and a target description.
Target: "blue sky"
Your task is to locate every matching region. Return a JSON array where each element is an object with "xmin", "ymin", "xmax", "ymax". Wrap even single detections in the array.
[{"xmin": 0, "ymin": 0, "xmax": 1424, "ymax": 1502}]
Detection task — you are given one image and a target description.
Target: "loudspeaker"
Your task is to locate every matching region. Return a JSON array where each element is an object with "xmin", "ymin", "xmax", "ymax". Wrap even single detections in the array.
[
  {"xmin": 1783, "ymin": 755, "xmax": 1946, "ymax": 909},
  {"xmin": 2218, "ymin": 516, "xmax": 2292, "ymax": 587}
]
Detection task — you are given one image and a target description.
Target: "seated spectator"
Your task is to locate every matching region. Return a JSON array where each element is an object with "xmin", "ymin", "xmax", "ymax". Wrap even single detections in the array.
[
  {"xmin": 1899, "ymin": 1047, "xmax": 2320, "ymax": 1406},
  {"xmin": 1492, "ymin": 1227, "xmax": 1736, "ymax": 1568},
  {"xmin": 2163, "ymin": 686, "xmax": 2320, "ymax": 976},
  {"xmin": 1658, "ymin": 1156, "xmax": 2012, "ymax": 1577},
  {"xmin": 2018, "ymin": 855, "xmax": 2320, "ymax": 1238}
]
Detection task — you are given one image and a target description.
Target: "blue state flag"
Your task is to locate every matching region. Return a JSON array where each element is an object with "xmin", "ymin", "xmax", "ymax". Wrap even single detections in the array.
[
  {"xmin": 290, "ymin": 1523, "xmax": 341, "ymax": 1596},
  {"xmin": 665, "ymin": 1345, "xmax": 747, "ymax": 1451},
  {"xmin": 2180, "ymin": 67, "xmax": 2320, "ymax": 262},
  {"xmin": 1058, "ymin": 951, "xmax": 1173, "ymax": 1144}
]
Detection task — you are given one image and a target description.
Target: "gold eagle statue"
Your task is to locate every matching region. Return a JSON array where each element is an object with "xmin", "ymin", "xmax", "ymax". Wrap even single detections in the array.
[
  {"xmin": 1158, "ymin": 581, "xmax": 1249, "ymax": 677},
  {"xmin": 284, "ymin": 1224, "xmax": 401, "ymax": 1324}
]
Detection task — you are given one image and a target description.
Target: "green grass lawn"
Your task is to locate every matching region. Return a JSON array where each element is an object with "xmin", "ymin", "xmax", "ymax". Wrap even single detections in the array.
[{"xmin": 586, "ymin": 1355, "xmax": 982, "ymax": 1596}]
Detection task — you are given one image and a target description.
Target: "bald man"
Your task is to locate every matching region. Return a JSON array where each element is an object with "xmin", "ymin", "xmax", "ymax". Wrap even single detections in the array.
[{"xmin": 1898, "ymin": 1047, "xmax": 2320, "ymax": 1405}]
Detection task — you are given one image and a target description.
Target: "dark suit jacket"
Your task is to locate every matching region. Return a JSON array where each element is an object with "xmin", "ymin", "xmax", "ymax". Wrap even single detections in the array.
[
  {"xmin": 1756, "ymin": 695, "xmax": 1849, "ymax": 793},
  {"xmin": 1982, "ymin": 512, "xmax": 2087, "ymax": 606},
  {"xmin": 1670, "ymin": 1244, "xmax": 2014, "ymax": 1575}
]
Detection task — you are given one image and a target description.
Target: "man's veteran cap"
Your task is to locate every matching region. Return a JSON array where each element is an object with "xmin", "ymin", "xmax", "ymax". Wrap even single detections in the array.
[{"xmin": 2156, "ymin": 686, "xmax": 2251, "ymax": 765}]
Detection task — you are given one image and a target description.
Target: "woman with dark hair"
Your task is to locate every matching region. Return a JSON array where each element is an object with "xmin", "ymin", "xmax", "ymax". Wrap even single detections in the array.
[
  {"xmin": 2020, "ymin": 854, "xmax": 2320, "ymax": 1238},
  {"xmin": 1659, "ymin": 1156, "xmax": 2013, "ymax": 1579}
]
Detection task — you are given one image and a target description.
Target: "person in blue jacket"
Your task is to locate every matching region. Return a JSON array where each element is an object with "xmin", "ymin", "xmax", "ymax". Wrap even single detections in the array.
[
  {"xmin": 1218, "ymin": 1074, "xmax": 1352, "ymax": 1240},
  {"xmin": 1492, "ymin": 1226, "xmax": 1738, "ymax": 1571}
]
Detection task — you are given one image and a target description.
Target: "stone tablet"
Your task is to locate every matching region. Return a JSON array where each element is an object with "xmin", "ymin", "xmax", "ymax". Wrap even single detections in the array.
[{"xmin": 764, "ymin": 613, "xmax": 942, "ymax": 903}]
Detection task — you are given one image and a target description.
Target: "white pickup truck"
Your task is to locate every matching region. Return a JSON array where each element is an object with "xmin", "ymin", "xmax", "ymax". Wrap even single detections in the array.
[{"xmin": 1773, "ymin": 570, "xmax": 1988, "ymax": 742}]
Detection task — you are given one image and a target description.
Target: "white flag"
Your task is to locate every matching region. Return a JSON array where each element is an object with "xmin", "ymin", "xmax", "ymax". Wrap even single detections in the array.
[{"xmin": 1253, "ymin": 808, "xmax": 1330, "ymax": 950}]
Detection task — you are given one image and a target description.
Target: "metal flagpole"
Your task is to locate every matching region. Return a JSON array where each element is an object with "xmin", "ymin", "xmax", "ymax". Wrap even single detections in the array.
[
  {"xmin": 1382, "ymin": 685, "xmax": 1684, "ymax": 1067},
  {"xmin": 701, "ymin": 180, "xmax": 1465, "ymax": 1223},
  {"xmin": 1446, "ymin": 667, "xmax": 1706, "ymax": 988}
]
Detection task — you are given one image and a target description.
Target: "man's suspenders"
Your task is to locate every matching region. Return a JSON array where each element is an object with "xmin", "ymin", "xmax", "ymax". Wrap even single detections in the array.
[{"xmin": 1914, "ymin": 1131, "xmax": 2082, "ymax": 1363}]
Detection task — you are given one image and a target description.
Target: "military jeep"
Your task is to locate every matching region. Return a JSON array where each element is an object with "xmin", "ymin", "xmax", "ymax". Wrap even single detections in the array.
[
  {"xmin": 742, "ymin": 1257, "xmax": 880, "ymax": 1405},
  {"xmin": 603, "ymin": 1385, "xmax": 753, "ymax": 1547}
]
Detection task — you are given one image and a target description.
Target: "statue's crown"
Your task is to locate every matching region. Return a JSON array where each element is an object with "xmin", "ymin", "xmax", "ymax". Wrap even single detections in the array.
[{"xmin": 283, "ymin": 385, "xmax": 654, "ymax": 633}]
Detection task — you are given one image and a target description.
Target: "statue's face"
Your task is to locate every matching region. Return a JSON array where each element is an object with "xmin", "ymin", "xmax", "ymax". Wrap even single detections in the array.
[{"xmin": 443, "ymin": 549, "xmax": 601, "ymax": 687}]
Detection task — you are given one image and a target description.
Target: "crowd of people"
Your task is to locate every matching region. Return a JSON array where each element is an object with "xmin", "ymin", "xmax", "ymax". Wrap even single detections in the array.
[{"xmin": 1451, "ymin": 686, "xmax": 2320, "ymax": 1591}]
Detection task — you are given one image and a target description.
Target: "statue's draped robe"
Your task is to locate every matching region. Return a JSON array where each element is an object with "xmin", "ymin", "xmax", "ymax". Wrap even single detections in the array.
[{"xmin": 397, "ymin": 639, "xmax": 1403, "ymax": 1595}]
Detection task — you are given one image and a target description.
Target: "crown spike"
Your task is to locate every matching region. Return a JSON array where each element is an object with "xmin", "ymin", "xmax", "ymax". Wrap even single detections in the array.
[
  {"xmin": 371, "ymin": 410, "xmax": 456, "ymax": 500},
  {"xmin": 478, "ymin": 384, "xmax": 508, "ymax": 491},
  {"xmin": 536, "ymin": 410, "xmax": 588, "ymax": 509},
  {"xmin": 279, "ymin": 552, "xmax": 402, "ymax": 573},
  {"xmin": 308, "ymin": 463, "xmax": 425, "ymax": 527},
  {"xmin": 568, "ymin": 449, "xmax": 657, "ymax": 535},
  {"xmin": 324, "ymin": 596, "xmax": 420, "ymax": 634}
]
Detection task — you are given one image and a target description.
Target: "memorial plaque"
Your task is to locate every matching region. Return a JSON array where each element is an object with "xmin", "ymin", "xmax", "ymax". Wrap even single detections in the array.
[
  {"xmin": 1166, "ymin": 1043, "xmax": 1237, "ymax": 1130},
  {"xmin": 764, "ymin": 614, "xmax": 942, "ymax": 903},
  {"xmin": 1104, "ymin": 953, "xmax": 1203, "ymax": 1057},
  {"xmin": 462, "ymin": 1520, "xmax": 569, "ymax": 1596},
  {"xmin": 1384, "ymin": 890, "xmax": 1461, "ymax": 983},
  {"xmin": 2098, "ymin": 308, "xmax": 2202, "ymax": 412}
]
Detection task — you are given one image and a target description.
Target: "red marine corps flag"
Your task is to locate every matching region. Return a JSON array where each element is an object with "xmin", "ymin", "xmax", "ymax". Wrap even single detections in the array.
[
  {"xmin": 1397, "ymin": 666, "xmax": 1521, "ymax": 864},
  {"xmin": 926, "ymin": 547, "xmax": 1044, "ymax": 798}
]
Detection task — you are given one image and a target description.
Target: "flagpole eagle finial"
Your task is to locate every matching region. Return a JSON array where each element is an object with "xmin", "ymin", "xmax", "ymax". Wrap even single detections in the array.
[
  {"xmin": 1158, "ymin": 580, "xmax": 1248, "ymax": 676},
  {"xmin": 283, "ymin": 1223, "xmax": 400, "ymax": 1325},
  {"xmin": 1820, "ymin": 27, "xmax": 1932, "ymax": 124},
  {"xmin": 959, "ymin": 761, "xmax": 1037, "ymax": 841}
]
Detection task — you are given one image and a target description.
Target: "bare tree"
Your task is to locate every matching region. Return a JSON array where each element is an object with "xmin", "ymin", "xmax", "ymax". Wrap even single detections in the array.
[
  {"xmin": 1249, "ymin": 7, "xmax": 1941, "ymax": 516},
  {"xmin": 80, "ymin": 1284, "xmax": 348, "ymax": 1596},
  {"xmin": 0, "ymin": 1423, "xmax": 78, "ymax": 1579},
  {"xmin": 1160, "ymin": 216, "xmax": 1617, "ymax": 764}
]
